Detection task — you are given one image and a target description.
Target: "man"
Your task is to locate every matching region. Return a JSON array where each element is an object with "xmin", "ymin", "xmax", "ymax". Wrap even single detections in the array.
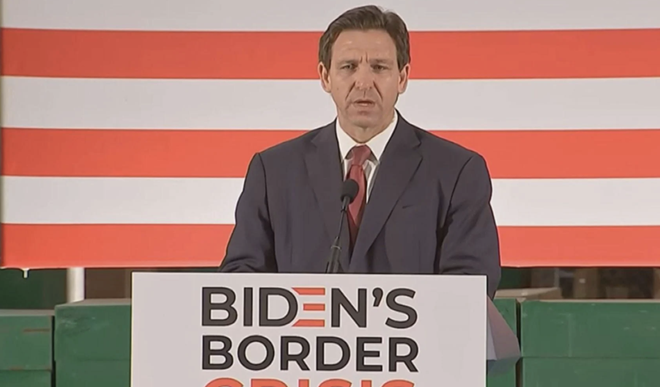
[{"xmin": 219, "ymin": 5, "xmax": 501, "ymax": 298}]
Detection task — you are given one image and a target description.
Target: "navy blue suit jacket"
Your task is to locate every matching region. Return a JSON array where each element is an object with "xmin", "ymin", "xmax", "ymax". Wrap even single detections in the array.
[{"xmin": 219, "ymin": 112, "xmax": 501, "ymax": 298}]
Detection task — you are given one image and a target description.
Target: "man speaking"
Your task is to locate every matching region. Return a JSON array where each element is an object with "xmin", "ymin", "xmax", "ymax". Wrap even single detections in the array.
[{"xmin": 219, "ymin": 5, "xmax": 501, "ymax": 298}]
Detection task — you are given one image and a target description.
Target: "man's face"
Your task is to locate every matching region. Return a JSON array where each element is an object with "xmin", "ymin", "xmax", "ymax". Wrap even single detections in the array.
[{"xmin": 319, "ymin": 29, "xmax": 409, "ymax": 134}]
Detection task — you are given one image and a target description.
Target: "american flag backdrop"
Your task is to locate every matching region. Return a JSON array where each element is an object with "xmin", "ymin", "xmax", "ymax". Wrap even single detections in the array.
[{"xmin": 1, "ymin": 0, "xmax": 660, "ymax": 269}]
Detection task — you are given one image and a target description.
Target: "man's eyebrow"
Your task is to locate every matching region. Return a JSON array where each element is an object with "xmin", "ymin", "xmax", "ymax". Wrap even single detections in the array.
[{"xmin": 335, "ymin": 58, "xmax": 394, "ymax": 65}]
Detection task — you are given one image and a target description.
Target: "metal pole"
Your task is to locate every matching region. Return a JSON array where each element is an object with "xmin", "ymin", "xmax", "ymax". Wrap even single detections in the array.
[{"xmin": 67, "ymin": 267, "xmax": 85, "ymax": 302}]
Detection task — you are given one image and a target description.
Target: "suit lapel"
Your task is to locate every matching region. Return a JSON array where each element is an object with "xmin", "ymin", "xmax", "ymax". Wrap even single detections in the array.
[
  {"xmin": 304, "ymin": 122, "xmax": 351, "ymax": 271},
  {"xmin": 349, "ymin": 117, "xmax": 422, "ymax": 270}
]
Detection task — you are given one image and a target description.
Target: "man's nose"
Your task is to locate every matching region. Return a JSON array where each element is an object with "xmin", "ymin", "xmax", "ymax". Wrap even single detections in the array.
[{"xmin": 354, "ymin": 65, "xmax": 375, "ymax": 89}]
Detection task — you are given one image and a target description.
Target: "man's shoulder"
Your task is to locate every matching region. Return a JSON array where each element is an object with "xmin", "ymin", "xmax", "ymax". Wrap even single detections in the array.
[
  {"xmin": 407, "ymin": 121, "xmax": 484, "ymax": 164},
  {"xmin": 404, "ymin": 119, "xmax": 493, "ymax": 189},
  {"xmin": 258, "ymin": 123, "xmax": 330, "ymax": 159}
]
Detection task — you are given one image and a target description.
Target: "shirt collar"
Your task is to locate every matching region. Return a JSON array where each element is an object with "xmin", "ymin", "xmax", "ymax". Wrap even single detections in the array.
[{"xmin": 335, "ymin": 110, "xmax": 398, "ymax": 163}]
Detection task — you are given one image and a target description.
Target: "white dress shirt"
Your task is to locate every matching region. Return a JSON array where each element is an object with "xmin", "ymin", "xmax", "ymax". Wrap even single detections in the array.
[{"xmin": 335, "ymin": 111, "xmax": 398, "ymax": 202}]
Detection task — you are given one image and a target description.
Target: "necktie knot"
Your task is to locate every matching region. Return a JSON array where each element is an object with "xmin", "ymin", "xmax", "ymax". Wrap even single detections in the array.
[{"xmin": 350, "ymin": 145, "xmax": 372, "ymax": 166}]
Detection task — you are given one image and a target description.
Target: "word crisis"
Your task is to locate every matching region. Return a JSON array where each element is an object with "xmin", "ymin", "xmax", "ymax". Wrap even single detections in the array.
[{"xmin": 204, "ymin": 379, "xmax": 414, "ymax": 387}]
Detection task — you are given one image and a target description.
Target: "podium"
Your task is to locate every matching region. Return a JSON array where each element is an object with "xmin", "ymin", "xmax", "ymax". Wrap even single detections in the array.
[{"xmin": 131, "ymin": 272, "xmax": 519, "ymax": 386}]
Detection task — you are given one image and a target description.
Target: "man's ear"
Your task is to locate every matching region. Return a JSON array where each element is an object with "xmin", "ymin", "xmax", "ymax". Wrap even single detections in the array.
[
  {"xmin": 318, "ymin": 62, "xmax": 331, "ymax": 93},
  {"xmin": 398, "ymin": 63, "xmax": 410, "ymax": 94}
]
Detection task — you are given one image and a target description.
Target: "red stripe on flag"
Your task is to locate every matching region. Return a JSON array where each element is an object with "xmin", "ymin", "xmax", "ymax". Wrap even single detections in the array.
[
  {"xmin": 1, "ymin": 128, "xmax": 300, "ymax": 178},
  {"xmin": 2, "ymin": 224, "xmax": 660, "ymax": 268},
  {"xmin": 4, "ymin": 128, "xmax": 660, "ymax": 179},
  {"xmin": 1, "ymin": 224, "xmax": 232, "ymax": 268},
  {"xmin": 499, "ymin": 226, "xmax": 660, "ymax": 267},
  {"xmin": 3, "ymin": 28, "xmax": 660, "ymax": 79}
]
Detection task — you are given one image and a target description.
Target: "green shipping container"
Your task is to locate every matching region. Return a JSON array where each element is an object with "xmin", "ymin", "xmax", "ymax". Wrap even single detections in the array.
[
  {"xmin": 0, "ymin": 371, "xmax": 51, "ymax": 387},
  {"xmin": 54, "ymin": 299, "xmax": 130, "ymax": 362},
  {"xmin": 522, "ymin": 358, "xmax": 660, "ymax": 387},
  {"xmin": 56, "ymin": 360, "xmax": 129, "ymax": 387},
  {"xmin": 521, "ymin": 300, "xmax": 660, "ymax": 358},
  {"xmin": 487, "ymin": 298, "xmax": 518, "ymax": 387},
  {"xmin": 0, "ymin": 310, "xmax": 53, "ymax": 371}
]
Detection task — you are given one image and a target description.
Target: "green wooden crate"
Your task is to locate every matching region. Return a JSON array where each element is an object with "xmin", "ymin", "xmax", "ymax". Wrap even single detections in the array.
[
  {"xmin": 0, "ymin": 310, "xmax": 53, "ymax": 371},
  {"xmin": 0, "ymin": 269, "xmax": 66, "ymax": 310},
  {"xmin": 522, "ymin": 358, "xmax": 660, "ymax": 387},
  {"xmin": 56, "ymin": 360, "xmax": 129, "ymax": 387},
  {"xmin": 521, "ymin": 300, "xmax": 660, "ymax": 358},
  {"xmin": 487, "ymin": 298, "xmax": 518, "ymax": 387},
  {"xmin": 54, "ymin": 299, "xmax": 130, "ymax": 361},
  {"xmin": 0, "ymin": 371, "xmax": 51, "ymax": 387},
  {"xmin": 493, "ymin": 298, "xmax": 517, "ymax": 333}
]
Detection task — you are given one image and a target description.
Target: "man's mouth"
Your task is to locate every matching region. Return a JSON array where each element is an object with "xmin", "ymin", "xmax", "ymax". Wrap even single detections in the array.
[{"xmin": 354, "ymin": 99, "xmax": 375, "ymax": 107}]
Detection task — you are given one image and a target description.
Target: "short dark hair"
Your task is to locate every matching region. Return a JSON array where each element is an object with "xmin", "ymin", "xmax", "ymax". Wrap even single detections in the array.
[{"xmin": 318, "ymin": 5, "xmax": 410, "ymax": 70}]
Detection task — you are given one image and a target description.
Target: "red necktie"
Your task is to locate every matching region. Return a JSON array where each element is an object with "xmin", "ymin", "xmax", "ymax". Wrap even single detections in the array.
[{"xmin": 346, "ymin": 145, "xmax": 372, "ymax": 249}]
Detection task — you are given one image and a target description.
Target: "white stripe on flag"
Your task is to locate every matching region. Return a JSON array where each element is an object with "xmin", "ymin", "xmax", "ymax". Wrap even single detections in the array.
[
  {"xmin": 1, "ymin": 177, "xmax": 244, "ymax": 224},
  {"xmin": 4, "ymin": 76, "xmax": 660, "ymax": 130},
  {"xmin": 2, "ymin": 0, "xmax": 660, "ymax": 30},
  {"xmin": 3, "ymin": 176, "xmax": 660, "ymax": 226}
]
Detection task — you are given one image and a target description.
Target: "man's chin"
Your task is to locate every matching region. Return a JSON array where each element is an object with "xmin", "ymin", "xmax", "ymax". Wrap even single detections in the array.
[
  {"xmin": 349, "ymin": 117, "xmax": 378, "ymax": 130},
  {"xmin": 346, "ymin": 110, "xmax": 379, "ymax": 126}
]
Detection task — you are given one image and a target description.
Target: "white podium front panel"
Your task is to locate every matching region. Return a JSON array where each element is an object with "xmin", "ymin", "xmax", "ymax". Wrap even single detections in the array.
[{"xmin": 131, "ymin": 272, "xmax": 486, "ymax": 387}]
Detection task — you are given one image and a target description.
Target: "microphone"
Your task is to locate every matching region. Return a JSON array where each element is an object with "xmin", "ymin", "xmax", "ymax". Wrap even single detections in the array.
[{"xmin": 325, "ymin": 179, "xmax": 359, "ymax": 273}]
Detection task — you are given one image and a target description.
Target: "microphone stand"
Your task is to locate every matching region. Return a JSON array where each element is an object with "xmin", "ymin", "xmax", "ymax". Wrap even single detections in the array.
[{"xmin": 325, "ymin": 191, "xmax": 353, "ymax": 273}]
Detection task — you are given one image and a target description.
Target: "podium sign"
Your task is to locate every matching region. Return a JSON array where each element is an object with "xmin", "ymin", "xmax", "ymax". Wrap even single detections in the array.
[{"xmin": 131, "ymin": 272, "xmax": 487, "ymax": 386}]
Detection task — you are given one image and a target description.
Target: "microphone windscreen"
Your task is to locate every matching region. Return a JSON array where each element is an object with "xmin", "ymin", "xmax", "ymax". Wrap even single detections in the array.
[{"xmin": 341, "ymin": 179, "xmax": 359, "ymax": 202}]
